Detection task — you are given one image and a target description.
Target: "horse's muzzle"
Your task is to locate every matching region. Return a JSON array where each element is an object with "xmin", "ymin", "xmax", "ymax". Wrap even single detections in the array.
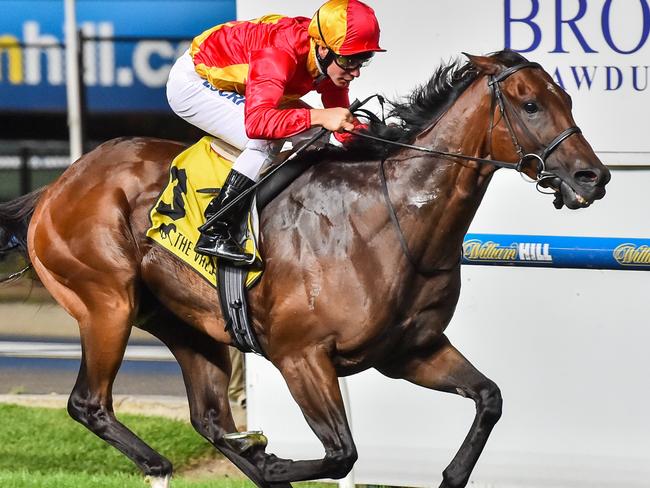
[{"xmin": 544, "ymin": 164, "xmax": 610, "ymax": 209}]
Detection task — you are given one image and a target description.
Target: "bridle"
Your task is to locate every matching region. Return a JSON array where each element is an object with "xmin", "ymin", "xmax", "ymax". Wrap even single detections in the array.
[
  {"xmin": 349, "ymin": 62, "xmax": 582, "ymax": 187},
  {"xmin": 347, "ymin": 62, "xmax": 582, "ymax": 276},
  {"xmin": 486, "ymin": 62, "xmax": 581, "ymax": 190}
]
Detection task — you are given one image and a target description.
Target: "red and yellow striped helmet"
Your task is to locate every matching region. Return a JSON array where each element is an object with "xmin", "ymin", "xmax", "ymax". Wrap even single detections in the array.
[{"xmin": 309, "ymin": 0, "xmax": 385, "ymax": 56}]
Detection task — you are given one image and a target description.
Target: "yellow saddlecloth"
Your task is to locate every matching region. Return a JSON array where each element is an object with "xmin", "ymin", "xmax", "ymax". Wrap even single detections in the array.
[{"xmin": 146, "ymin": 136, "xmax": 262, "ymax": 288}]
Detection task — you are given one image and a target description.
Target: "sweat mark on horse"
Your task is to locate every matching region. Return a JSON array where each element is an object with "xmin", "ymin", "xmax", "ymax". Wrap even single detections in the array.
[{"xmin": 0, "ymin": 51, "xmax": 609, "ymax": 488}]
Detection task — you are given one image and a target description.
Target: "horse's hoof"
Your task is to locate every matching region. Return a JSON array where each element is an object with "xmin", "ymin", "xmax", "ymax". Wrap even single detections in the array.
[
  {"xmin": 145, "ymin": 475, "xmax": 171, "ymax": 488},
  {"xmin": 223, "ymin": 430, "xmax": 268, "ymax": 455}
]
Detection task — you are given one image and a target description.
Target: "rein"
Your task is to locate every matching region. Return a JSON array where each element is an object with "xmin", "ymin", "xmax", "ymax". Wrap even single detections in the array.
[
  {"xmin": 347, "ymin": 129, "xmax": 525, "ymax": 169},
  {"xmin": 349, "ymin": 62, "xmax": 582, "ymax": 276},
  {"xmin": 202, "ymin": 62, "xmax": 582, "ymax": 278},
  {"xmin": 348, "ymin": 63, "xmax": 581, "ymax": 179}
]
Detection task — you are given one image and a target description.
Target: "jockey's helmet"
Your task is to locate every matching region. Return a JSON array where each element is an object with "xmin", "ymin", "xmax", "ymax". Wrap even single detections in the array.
[{"xmin": 309, "ymin": 0, "xmax": 385, "ymax": 60}]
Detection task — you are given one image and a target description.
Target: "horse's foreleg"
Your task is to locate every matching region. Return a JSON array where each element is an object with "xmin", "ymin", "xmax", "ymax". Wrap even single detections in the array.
[
  {"xmin": 378, "ymin": 335, "xmax": 502, "ymax": 488},
  {"xmin": 263, "ymin": 347, "xmax": 357, "ymax": 483},
  {"xmin": 67, "ymin": 303, "xmax": 173, "ymax": 485}
]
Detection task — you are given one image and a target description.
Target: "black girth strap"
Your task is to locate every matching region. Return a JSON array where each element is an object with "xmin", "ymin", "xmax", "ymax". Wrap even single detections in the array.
[{"xmin": 217, "ymin": 262, "xmax": 265, "ymax": 355}]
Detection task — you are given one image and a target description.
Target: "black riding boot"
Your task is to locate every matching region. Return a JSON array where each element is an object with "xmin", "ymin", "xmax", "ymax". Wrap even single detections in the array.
[{"xmin": 195, "ymin": 169, "xmax": 255, "ymax": 264}]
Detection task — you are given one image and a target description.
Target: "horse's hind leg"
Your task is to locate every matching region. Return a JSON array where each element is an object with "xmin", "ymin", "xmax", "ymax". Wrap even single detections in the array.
[
  {"xmin": 66, "ymin": 300, "xmax": 174, "ymax": 487},
  {"xmin": 143, "ymin": 314, "xmax": 290, "ymax": 488},
  {"xmin": 378, "ymin": 335, "xmax": 502, "ymax": 488},
  {"xmin": 33, "ymin": 261, "xmax": 174, "ymax": 484}
]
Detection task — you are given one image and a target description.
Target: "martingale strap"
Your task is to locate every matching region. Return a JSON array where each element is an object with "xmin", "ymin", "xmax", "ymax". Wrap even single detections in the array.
[{"xmin": 379, "ymin": 157, "xmax": 459, "ymax": 275}]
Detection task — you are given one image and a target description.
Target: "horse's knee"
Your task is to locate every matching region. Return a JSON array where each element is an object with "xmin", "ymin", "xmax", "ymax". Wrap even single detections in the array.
[
  {"xmin": 67, "ymin": 391, "xmax": 109, "ymax": 429},
  {"xmin": 190, "ymin": 407, "xmax": 227, "ymax": 443},
  {"xmin": 477, "ymin": 380, "xmax": 502, "ymax": 424}
]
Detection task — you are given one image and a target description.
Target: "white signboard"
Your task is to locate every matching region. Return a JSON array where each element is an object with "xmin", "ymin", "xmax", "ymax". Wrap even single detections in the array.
[
  {"xmin": 244, "ymin": 172, "xmax": 650, "ymax": 488},
  {"xmin": 238, "ymin": 1, "xmax": 650, "ymax": 487},
  {"xmin": 239, "ymin": 0, "xmax": 650, "ymax": 165}
]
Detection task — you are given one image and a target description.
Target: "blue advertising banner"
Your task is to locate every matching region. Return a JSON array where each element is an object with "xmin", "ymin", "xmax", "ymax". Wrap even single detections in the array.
[
  {"xmin": 462, "ymin": 233, "xmax": 650, "ymax": 271},
  {"xmin": 0, "ymin": 0, "xmax": 236, "ymax": 112}
]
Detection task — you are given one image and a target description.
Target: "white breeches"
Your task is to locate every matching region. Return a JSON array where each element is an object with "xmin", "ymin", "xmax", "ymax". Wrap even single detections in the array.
[{"xmin": 166, "ymin": 51, "xmax": 320, "ymax": 181}]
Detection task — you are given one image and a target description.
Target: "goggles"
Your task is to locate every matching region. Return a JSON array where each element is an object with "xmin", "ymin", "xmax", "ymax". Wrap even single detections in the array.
[
  {"xmin": 315, "ymin": 7, "xmax": 375, "ymax": 72},
  {"xmin": 332, "ymin": 52, "xmax": 374, "ymax": 71}
]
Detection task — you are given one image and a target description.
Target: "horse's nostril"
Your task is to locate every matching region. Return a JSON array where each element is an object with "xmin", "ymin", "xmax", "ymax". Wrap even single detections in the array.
[{"xmin": 574, "ymin": 170, "xmax": 598, "ymax": 185}]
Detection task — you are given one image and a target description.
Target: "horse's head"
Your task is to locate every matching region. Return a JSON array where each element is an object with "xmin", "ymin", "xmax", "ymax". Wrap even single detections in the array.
[{"xmin": 465, "ymin": 52, "xmax": 610, "ymax": 209}]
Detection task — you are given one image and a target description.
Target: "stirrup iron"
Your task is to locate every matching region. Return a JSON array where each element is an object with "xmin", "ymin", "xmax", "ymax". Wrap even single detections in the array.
[{"xmin": 223, "ymin": 431, "xmax": 268, "ymax": 454}]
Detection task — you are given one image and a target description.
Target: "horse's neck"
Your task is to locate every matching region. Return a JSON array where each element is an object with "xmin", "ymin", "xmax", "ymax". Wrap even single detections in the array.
[{"xmin": 388, "ymin": 81, "xmax": 495, "ymax": 269}]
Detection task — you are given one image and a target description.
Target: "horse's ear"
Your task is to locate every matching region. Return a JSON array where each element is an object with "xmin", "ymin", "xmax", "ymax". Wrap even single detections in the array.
[{"xmin": 462, "ymin": 53, "xmax": 502, "ymax": 75}]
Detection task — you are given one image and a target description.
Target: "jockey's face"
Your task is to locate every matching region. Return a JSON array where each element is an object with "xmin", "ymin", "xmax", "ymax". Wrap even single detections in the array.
[{"xmin": 318, "ymin": 46, "xmax": 362, "ymax": 88}]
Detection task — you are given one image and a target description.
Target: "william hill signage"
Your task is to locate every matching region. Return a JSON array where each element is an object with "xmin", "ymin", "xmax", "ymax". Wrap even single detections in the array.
[
  {"xmin": 462, "ymin": 234, "xmax": 650, "ymax": 271},
  {"xmin": 613, "ymin": 243, "xmax": 650, "ymax": 266},
  {"xmin": 463, "ymin": 239, "xmax": 553, "ymax": 264}
]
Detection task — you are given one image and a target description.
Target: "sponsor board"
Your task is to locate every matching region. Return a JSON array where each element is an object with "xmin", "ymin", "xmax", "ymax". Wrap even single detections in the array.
[
  {"xmin": 0, "ymin": 0, "xmax": 235, "ymax": 111},
  {"xmin": 355, "ymin": 0, "xmax": 650, "ymax": 165},
  {"xmin": 463, "ymin": 233, "xmax": 650, "ymax": 270},
  {"xmin": 2, "ymin": 0, "xmax": 649, "ymax": 164}
]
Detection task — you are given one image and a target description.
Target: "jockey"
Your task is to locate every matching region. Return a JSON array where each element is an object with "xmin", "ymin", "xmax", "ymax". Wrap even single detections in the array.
[{"xmin": 166, "ymin": 0, "xmax": 385, "ymax": 264}]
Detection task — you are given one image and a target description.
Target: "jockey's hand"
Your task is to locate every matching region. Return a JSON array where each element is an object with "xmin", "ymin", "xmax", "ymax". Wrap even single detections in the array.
[
  {"xmin": 310, "ymin": 108, "xmax": 355, "ymax": 133},
  {"xmin": 333, "ymin": 120, "xmax": 367, "ymax": 145}
]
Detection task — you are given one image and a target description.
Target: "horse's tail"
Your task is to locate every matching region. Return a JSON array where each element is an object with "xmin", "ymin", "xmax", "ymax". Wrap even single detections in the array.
[{"xmin": 0, "ymin": 187, "xmax": 47, "ymax": 283}]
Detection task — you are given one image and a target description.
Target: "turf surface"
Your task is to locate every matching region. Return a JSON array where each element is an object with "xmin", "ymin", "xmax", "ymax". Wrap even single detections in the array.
[{"xmin": 0, "ymin": 404, "xmax": 332, "ymax": 488}]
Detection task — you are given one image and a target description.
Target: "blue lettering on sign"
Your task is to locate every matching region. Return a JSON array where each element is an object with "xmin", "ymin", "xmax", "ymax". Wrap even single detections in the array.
[
  {"xmin": 505, "ymin": 0, "xmax": 650, "ymax": 54},
  {"xmin": 570, "ymin": 66, "xmax": 597, "ymax": 90},
  {"xmin": 504, "ymin": 0, "xmax": 541, "ymax": 52},
  {"xmin": 552, "ymin": 65, "xmax": 650, "ymax": 92},
  {"xmin": 602, "ymin": 0, "xmax": 650, "ymax": 54},
  {"xmin": 504, "ymin": 0, "xmax": 650, "ymax": 93},
  {"xmin": 551, "ymin": 0, "xmax": 597, "ymax": 53},
  {"xmin": 632, "ymin": 65, "xmax": 649, "ymax": 91},
  {"xmin": 605, "ymin": 66, "xmax": 623, "ymax": 90}
]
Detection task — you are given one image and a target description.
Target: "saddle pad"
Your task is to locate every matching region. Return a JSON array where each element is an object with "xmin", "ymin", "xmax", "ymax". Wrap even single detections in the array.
[{"xmin": 146, "ymin": 136, "xmax": 262, "ymax": 288}]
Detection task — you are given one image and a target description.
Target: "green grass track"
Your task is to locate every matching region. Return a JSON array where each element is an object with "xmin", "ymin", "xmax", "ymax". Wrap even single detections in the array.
[{"xmin": 0, "ymin": 404, "xmax": 331, "ymax": 488}]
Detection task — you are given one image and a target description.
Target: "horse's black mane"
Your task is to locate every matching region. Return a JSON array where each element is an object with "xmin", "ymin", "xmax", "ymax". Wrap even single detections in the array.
[{"xmin": 301, "ymin": 49, "xmax": 529, "ymax": 163}]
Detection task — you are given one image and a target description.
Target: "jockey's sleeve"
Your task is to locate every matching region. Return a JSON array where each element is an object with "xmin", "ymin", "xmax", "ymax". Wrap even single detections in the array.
[
  {"xmin": 244, "ymin": 48, "xmax": 311, "ymax": 140},
  {"xmin": 317, "ymin": 78, "xmax": 350, "ymax": 109}
]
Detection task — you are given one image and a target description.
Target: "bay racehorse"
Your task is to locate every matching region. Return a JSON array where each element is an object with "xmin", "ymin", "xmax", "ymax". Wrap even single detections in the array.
[{"xmin": 0, "ymin": 51, "xmax": 609, "ymax": 488}]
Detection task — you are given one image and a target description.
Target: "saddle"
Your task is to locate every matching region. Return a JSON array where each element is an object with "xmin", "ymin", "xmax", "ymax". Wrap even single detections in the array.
[{"xmin": 147, "ymin": 136, "xmax": 324, "ymax": 356}]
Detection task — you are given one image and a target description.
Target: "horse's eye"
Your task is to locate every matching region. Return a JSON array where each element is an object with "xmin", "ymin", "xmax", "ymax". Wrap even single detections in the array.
[{"xmin": 523, "ymin": 101, "xmax": 539, "ymax": 114}]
